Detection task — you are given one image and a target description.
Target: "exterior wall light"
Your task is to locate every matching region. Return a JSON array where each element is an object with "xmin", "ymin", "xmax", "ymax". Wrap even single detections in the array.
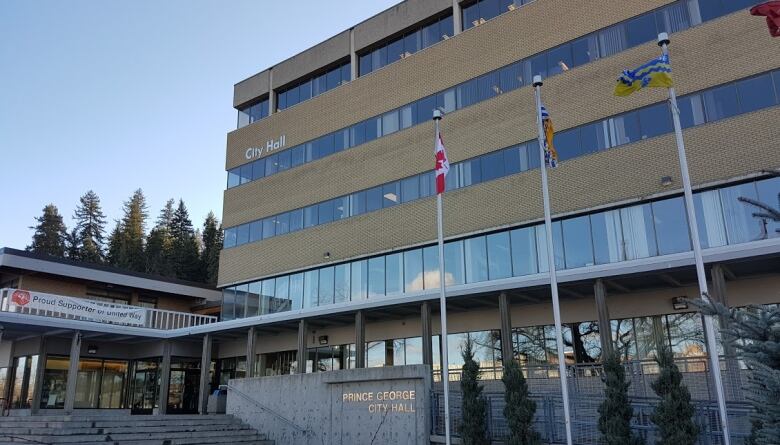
[
  {"xmin": 672, "ymin": 296, "xmax": 689, "ymax": 310},
  {"xmin": 661, "ymin": 176, "xmax": 673, "ymax": 186},
  {"xmin": 318, "ymin": 335, "xmax": 329, "ymax": 345},
  {"xmin": 87, "ymin": 345, "xmax": 98, "ymax": 354}
]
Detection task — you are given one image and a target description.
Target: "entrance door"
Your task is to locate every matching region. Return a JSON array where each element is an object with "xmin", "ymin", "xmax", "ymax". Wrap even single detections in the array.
[
  {"xmin": 130, "ymin": 360, "xmax": 158, "ymax": 415},
  {"xmin": 167, "ymin": 358, "xmax": 200, "ymax": 414}
]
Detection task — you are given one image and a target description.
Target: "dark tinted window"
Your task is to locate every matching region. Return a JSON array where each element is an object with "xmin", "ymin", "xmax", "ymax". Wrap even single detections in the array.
[
  {"xmin": 555, "ymin": 128, "xmax": 581, "ymax": 161},
  {"xmin": 637, "ymin": 103, "xmax": 673, "ymax": 139},
  {"xmin": 262, "ymin": 217, "xmax": 276, "ymax": 239},
  {"xmin": 366, "ymin": 186, "xmax": 383, "ymax": 212},
  {"xmin": 289, "ymin": 209, "xmax": 304, "ymax": 232},
  {"xmin": 401, "ymin": 176, "xmax": 420, "ymax": 203},
  {"xmin": 625, "ymin": 13, "xmax": 657, "ymax": 47},
  {"xmin": 252, "ymin": 159, "xmax": 265, "ymax": 180},
  {"xmin": 481, "ymin": 151, "xmax": 504, "ymax": 181},
  {"xmin": 736, "ymin": 74, "xmax": 777, "ymax": 113},
  {"xmin": 703, "ymin": 84, "xmax": 739, "ymax": 121},
  {"xmin": 318, "ymin": 201, "xmax": 334, "ymax": 225}
]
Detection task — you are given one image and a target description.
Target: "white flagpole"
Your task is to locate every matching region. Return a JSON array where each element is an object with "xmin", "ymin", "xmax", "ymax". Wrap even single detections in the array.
[
  {"xmin": 433, "ymin": 109, "xmax": 452, "ymax": 445},
  {"xmin": 657, "ymin": 32, "xmax": 731, "ymax": 444},
  {"xmin": 532, "ymin": 75, "xmax": 573, "ymax": 445}
]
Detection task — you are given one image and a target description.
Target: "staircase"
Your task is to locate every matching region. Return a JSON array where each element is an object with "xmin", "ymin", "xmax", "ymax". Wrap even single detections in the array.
[{"xmin": 0, "ymin": 413, "xmax": 273, "ymax": 445}]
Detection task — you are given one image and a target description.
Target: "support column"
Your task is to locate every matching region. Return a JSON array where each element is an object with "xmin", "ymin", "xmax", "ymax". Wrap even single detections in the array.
[
  {"xmin": 594, "ymin": 280, "xmax": 613, "ymax": 357},
  {"xmin": 349, "ymin": 28, "xmax": 358, "ymax": 80},
  {"xmin": 268, "ymin": 69, "xmax": 276, "ymax": 114},
  {"xmin": 157, "ymin": 341, "xmax": 172, "ymax": 415},
  {"xmin": 296, "ymin": 319, "xmax": 307, "ymax": 374},
  {"xmin": 452, "ymin": 0, "xmax": 463, "ymax": 35},
  {"xmin": 498, "ymin": 292, "xmax": 514, "ymax": 365},
  {"xmin": 30, "ymin": 337, "xmax": 46, "ymax": 414},
  {"xmin": 246, "ymin": 327, "xmax": 257, "ymax": 378},
  {"xmin": 355, "ymin": 311, "xmax": 366, "ymax": 369},
  {"xmin": 198, "ymin": 334, "xmax": 212, "ymax": 415},
  {"xmin": 421, "ymin": 302, "xmax": 433, "ymax": 367},
  {"xmin": 64, "ymin": 331, "xmax": 81, "ymax": 413}
]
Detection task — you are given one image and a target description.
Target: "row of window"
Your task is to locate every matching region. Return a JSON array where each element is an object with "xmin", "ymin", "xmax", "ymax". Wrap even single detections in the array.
[
  {"xmin": 237, "ymin": 98, "xmax": 270, "ymax": 129},
  {"xmin": 225, "ymin": 68, "xmax": 780, "ymax": 247},
  {"xmin": 228, "ymin": 0, "xmax": 754, "ymax": 187},
  {"xmin": 276, "ymin": 61, "xmax": 352, "ymax": 112},
  {"xmin": 462, "ymin": 0, "xmax": 535, "ymax": 30},
  {"xmin": 358, "ymin": 13, "xmax": 454, "ymax": 76},
  {"xmin": 220, "ymin": 176, "xmax": 779, "ymax": 320}
]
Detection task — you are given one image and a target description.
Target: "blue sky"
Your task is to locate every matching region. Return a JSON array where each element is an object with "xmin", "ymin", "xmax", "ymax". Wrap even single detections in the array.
[{"xmin": 0, "ymin": 0, "xmax": 399, "ymax": 249}]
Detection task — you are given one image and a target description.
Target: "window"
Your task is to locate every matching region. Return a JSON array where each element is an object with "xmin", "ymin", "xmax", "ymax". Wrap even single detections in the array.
[
  {"xmin": 222, "ymin": 287, "xmax": 235, "ymax": 320},
  {"xmin": 571, "ymin": 35, "xmax": 599, "ymax": 67},
  {"xmin": 423, "ymin": 245, "xmax": 439, "ymax": 289},
  {"xmin": 625, "ymin": 13, "xmax": 658, "ymax": 48},
  {"xmin": 277, "ymin": 61, "xmax": 350, "ymax": 111},
  {"xmin": 289, "ymin": 209, "xmax": 304, "ymax": 232},
  {"xmin": 703, "ymin": 84, "xmax": 739, "ymax": 122},
  {"xmin": 694, "ymin": 190, "xmax": 727, "ymax": 248},
  {"xmin": 444, "ymin": 241, "xmax": 466, "ymax": 286},
  {"xmin": 481, "ymin": 151, "xmax": 504, "ymax": 182},
  {"xmin": 368, "ymin": 257, "xmax": 385, "ymax": 297},
  {"xmin": 383, "ymin": 182, "xmax": 401, "ymax": 208},
  {"xmin": 620, "ymin": 204, "xmax": 658, "ymax": 260},
  {"xmin": 351, "ymin": 260, "xmax": 368, "ymax": 300},
  {"xmin": 637, "ymin": 102, "xmax": 673, "ymax": 139},
  {"xmin": 719, "ymin": 182, "xmax": 762, "ymax": 245},
  {"xmin": 236, "ymin": 224, "xmax": 249, "ymax": 246},
  {"xmin": 303, "ymin": 270, "xmax": 319, "ymax": 308},
  {"xmin": 736, "ymin": 74, "xmax": 777, "ymax": 113},
  {"xmin": 334, "ymin": 264, "xmax": 350, "ymax": 303},
  {"xmin": 756, "ymin": 176, "xmax": 780, "ymax": 238},
  {"xmin": 304, "ymin": 205, "xmax": 318, "ymax": 229},
  {"xmin": 223, "ymin": 227, "xmax": 237, "ymax": 248},
  {"xmin": 318, "ymin": 267, "xmax": 335, "ymax": 306},
  {"xmin": 289, "ymin": 273, "xmax": 304, "ymax": 310},
  {"xmin": 404, "ymin": 249, "xmax": 424, "ymax": 292},
  {"xmin": 318, "ymin": 201, "xmax": 334, "ymax": 225},
  {"xmin": 590, "ymin": 210, "xmax": 624, "ymax": 264},
  {"xmin": 386, "ymin": 253, "xmax": 403, "ymax": 295},
  {"xmin": 247, "ymin": 282, "xmax": 261, "ymax": 317},
  {"xmin": 652, "ymin": 197, "xmax": 691, "ymax": 255},
  {"xmin": 464, "ymin": 236, "xmax": 488, "ymax": 283},
  {"xmin": 366, "ymin": 186, "xmax": 383, "ymax": 212},
  {"xmin": 510, "ymin": 226, "xmax": 538, "ymax": 276},
  {"xmin": 486, "ymin": 232, "xmax": 512, "ymax": 279},
  {"xmin": 678, "ymin": 93, "xmax": 707, "ymax": 129},
  {"xmin": 562, "ymin": 215, "xmax": 594, "ymax": 269},
  {"xmin": 401, "ymin": 176, "xmax": 420, "ymax": 203},
  {"xmin": 227, "ymin": 169, "xmax": 240, "ymax": 189},
  {"xmin": 351, "ymin": 191, "xmax": 367, "ymax": 216},
  {"xmin": 262, "ymin": 217, "xmax": 276, "ymax": 239}
]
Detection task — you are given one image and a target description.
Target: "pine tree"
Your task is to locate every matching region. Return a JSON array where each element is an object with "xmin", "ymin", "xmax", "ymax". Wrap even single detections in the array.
[
  {"xmin": 117, "ymin": 189, "xmax": 148, "ymax": 271},
  {"xmin": 106, "ymin": 222, "xmax": 123, "ymax": 266},
  {"xmin": 28, "ymin": 204, "xmax": 67, "ymax": 257},
  {"xmin": 502, "ymin": 358, "xmax": 540, "ymax": 445},
  {"xmin": 693, "ymin": 299, "xmax": 780, "ymax": 445},
  {"xmin": 73, "ymin": 190, "xmax": 107, "ymax": 263},
  {"xmin": 145, "ymin": 199, "xmax": 176, "ymax": 277},
  {"xmin": 598, "ymin": 352, "xmax": 644, "ymax": 445},
  {"xmin": 200, "ymin": 212, "xmax": 223, "ymax": 285},
  {"xmin": 169, "ymin": 199, "xmax": 200, "ymax": 281},
  {"xmin": 650, "ymin": 347, "xmax": 699, "ymax": 445},
  {"xmin": 65, "ymin": 228, "xmax": 81, "ymax": 260},
  {"xmin": 460, "ymin": 338, "xmax": 489, "ymax": 445}
]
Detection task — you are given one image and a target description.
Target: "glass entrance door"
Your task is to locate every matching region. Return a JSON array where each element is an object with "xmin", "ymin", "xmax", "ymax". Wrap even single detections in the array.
[
  {"xmin": 167, "ymin": 358, "xmax": 200, "ymax": 414},
  {"xmin": 130, "ymin": 360, "xmax": 158, "ymax": 414}
]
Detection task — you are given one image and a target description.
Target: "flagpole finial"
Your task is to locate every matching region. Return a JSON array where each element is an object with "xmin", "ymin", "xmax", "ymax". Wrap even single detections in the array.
[
  {"xmin": 657, "ymin": 32, "xmax": 670, "ymax": 47},
  {"xmin": 533, "ymin": 75, "xmax": 543, "ymax": 87},
  {"xmin": 433, "ymin": 109, "xmax": 442, "ymax": 121}
]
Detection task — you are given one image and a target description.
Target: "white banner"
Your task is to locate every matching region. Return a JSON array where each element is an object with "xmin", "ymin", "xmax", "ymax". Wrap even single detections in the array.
[{"xmin": 5, "ymin": 288, "xmax": 147, "ymax": 327}]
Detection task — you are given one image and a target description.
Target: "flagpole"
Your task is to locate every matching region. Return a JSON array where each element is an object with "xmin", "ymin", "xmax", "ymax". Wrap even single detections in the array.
[
  {"xmin": 657, "ymin": 32, "xmax": 731, "ymax": 444},
  {"xmin": 433, "ymin": 109, "xmax": 452, "ymax": 445},
  {"xmin": 532, "ymin": 75, "xmax": 573, "ymax": 445}
]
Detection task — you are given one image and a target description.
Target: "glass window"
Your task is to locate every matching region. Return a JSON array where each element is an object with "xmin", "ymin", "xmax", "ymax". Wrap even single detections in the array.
[
  {"xmin": 299, "ymin": 80, "xmax": 312, "ymax": 102},
  {"xmin": 480, "ymin": 151, "xmax": 505, "ymax": 182},
  {"xmin": 289, "ymin": 209, "xmax": 303, "ymax": 232},
  {"xmin": 401, "ymin": 176, "xmax": 420, "ymax": 203},
  {"xmin": 571, "ymin": 34, "xmax": 599, "ymax": 67},
  {"xmin": 736, "ymin": 74, "xmax": 777, "ymax": 113},
  {"xmin": 665, "ymin": 313, "xmax": 706, "ymax": 358},
  {"xmin": 590, "ymin": 210, "xmax": 624, "ymax": 264},
  {"xmin": 510, "ymin": 226, "xmax": 538, "ymax": 276},
  {"xmin": 677, "ymin": 93, "xmax": 707, "ymax": 129},
  {"xmin": 464, "ymin": 236, "xmax": 488, "ymax": 283},
  {"xmin": 224, "ymin": 227, "xmax": 237, "ymax": 248},
  {"xmin": 383, "ymin": 182, "xmax": 400, "ymax": 208},
  {"xmin": 327, "ymin": 66, "xmax": 342, "ymax": 90},
  {"xmin": 444, "ymin": 241, "xmax": 466, "ymax": 286},
  {"xmin": 487, "ymin": 232, "xmax": 512, "ymax": 279},
  {"xmin": 620, "ymin": 204, "xmax": 658, "ymax": 260},
  {"xmin": 499, "ymin": 61, "xmax": 523, "ymax": 94},
  {"xmin": 405, "ymin": 337, "xmax": 423, "ymax": 365},
  {"xmin": 368, "ymin": 256, "xmax": 385, "ymax": 297},
  {"xmin": 366, "ymin": 186, "xmax": 383, "ymax": 212},
  {"xmin": 222, "ymin": 287, "xmax": 235, "ymax": 320},
  {"xmin": 461, "ymin": 158, "xmax": 482, "ymax": 187},
  {"xmin": 609, "ymin": 113, "xmax": 641, "ymax": 146},
  {"xmin": 400, "ymin": 104, "xmax": 415, "ymax": 129},
  {"xmin": 423, "ymin": 245, "xmax": 439, "ymax": 289},
  {"xmin": 463, "ymin": 2, "xmax": 479, "ymax": 29},
  {"xmin": 440, "ymin": 15, "xmax": 454, "ymax": 38},
  {"xmin": 239, "ymin": 164, "xmax": 252, "ymax": 185},
  {"xmin": 652, "ymin": 197, "xmax": 691, "ymax": 255},
  {"xmin": 719, "ymin": 182, "xmax": 762, "ymax": 244},
  {"xmin": 252, "ymin": 158, "xmax": 266, "ymax": 181},
  {"xmin": 611, "ymin": 318, "xmax": 637, "ymax": 361},
  {"xmin": 262, "ymin": 217, "xmax": 276, "ymax": 239},
  {"xmin": 289, "ymin": 273, "xmax": 304, "ymax": 310},
  {"xmin": 537, "ymin": 222, "xmax": 565, "ymax": 271},
  {"xmin": 598, "ymin": 24, "xmax": 627, "ymax": 58},
  {"xmin": 227, "ymin": 169, "xmax": 240, "ymax": 189},
  {"xmin": 234, "ymin": 284, "xmax": 247, "ymax": 319},
  {"xmin": 503, "ymin": 145, "xmax": 523, "ymax": 175},
  {"xmin": 303, "ymin": 270, "xmax": 318, "ymax": 308},
  {"xmin": 249, "ymin": 220, "xmax": 262, "ymax": 242},
  {"xmin": 703, "ymin": 84, "xmax": 740, "ymax": 122},
  {"xmin": 304, "ymin": 205, "xmax": 318, "ymax": 229},
  {"xmin": 318, "ymin": 200, "xmax": 334, "ymax": 225},
  {"xmin": 351, "ymin": 191, "xmax": 367, "ymax": 216},
  {"xmin": 404, "ymin": 249, "xmax": 424, "ymax": 292},
  {"xmin": 625, "ymin": 13, "xmax": 658, "ymax": 48},
  {"xmin": 547, "ymin": 44, "xmax": 573, "ymax": 76},
  {"xmin": 415, "ymin": 95, "xmax": 437, "ymax": 125},
  {"xmin": 756, "ymin": 176, "xmax": 780, "ymax": 238},
  {"xmin": 334, "ymin": 264, "xmax": 350, "ymax": 304},
  {"xmin": 694, "ymin": 190, "xmax": 728, "ymax": 248},
  {"xmin": 351, "ymin": 260, "xmax": 368, "ymax": 300},
  {"xmin": 237, "ymin": 109, "xmax": 250, "ymax": 129},
  {"xmin": 386, "ymin": 253, "xmax": 403, "ymax": 295},
  {"xmin": 562, "ymin": 215, "xmax": 594, "ymax": 269},
  {"xmin": 579, "ymin": 121, "xmax": 609, "ymax": 154},
  {"xmin": 236, "ymin": 224, "xmax": 249, "ymax": 246},
  {"xmin": 260, "ymin": 280, "xmax": 275, "ymax": 315},
  {"xmin": 350, "ymin": 121, "xmax": 366, "ymax": 146},
  {"xmin": 366, "ymin": 341, "xmax": 385, "ymax": 367},
  {"xmin": 264, "ymin": 154, "xmax": 278, "ymax": 176},
  {"xmin": 637, "ymin": 102, "xmax": 673, "ymax": 139},
  {"xmin": 364, "ymin": 116, "xmax": 379, "ymax": 142},
  {"xmin": 422, "ymin": 20, "xmax": 440, "ymax": 48},
  {"xmin": 555, "ymin": 128, "xmax": 582, "ymax": 161},
  {"xmin": 335, "ymin": 128, "xmax": 349, "ymax": 152},
  {"xmin": 387, "ymin": 38, "xmax": 404, "ymax": 65},
  {"xmin": 275, "ymin": 275, "xmax": 289, "ymax": 301},
  {"xmin": 359, "ymin": 54, "xmax": 372, "ymax": 76},
  {"xmin": 404, "ymin": 31, "xmax": 420, "ymax": 55},
  {"xmin": 277, "ymin": 90, "xmax": 287, "ymax": 110},
  {"xmin": 656, "ymin": 1, "xmax": 693, "ymax": 33}
]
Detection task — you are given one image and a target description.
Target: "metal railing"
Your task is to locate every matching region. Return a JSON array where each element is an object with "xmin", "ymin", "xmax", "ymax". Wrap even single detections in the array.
[
  {"xmin": 431, "ymin": 356, "xmax": 754, "ymax": 444},
  {"xmin": 0, "ymin": 288, "xmax": 217, "ymax": 330}
]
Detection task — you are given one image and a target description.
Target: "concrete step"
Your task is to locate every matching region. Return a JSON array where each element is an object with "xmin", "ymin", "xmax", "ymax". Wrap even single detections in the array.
[
  {"xmin": 1, "ymin": 422, "xmax": 251, "ymax": 436},
  {"xmin": 24, "ymin": 428, "xmax": 262, "ymax": 443}
]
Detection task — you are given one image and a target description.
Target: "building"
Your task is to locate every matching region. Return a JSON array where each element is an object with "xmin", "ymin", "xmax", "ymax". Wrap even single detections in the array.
[{"xmin": 1, "ymin": 0, "xmax": 779, "ymax": 442}]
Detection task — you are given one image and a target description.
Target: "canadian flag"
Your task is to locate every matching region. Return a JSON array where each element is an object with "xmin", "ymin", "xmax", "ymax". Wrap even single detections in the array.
[{"xmin": 434, "ymin": 131, "xmax": 450, "ymax": 195}]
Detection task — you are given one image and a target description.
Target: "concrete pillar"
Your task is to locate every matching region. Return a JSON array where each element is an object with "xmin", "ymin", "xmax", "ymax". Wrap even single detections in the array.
[
  {"xmin": 257, "ymin": 354, "xmax": 267, "ymax": 377},
  {"xmin": 268, "ymin": 69, "xmax": 276, "ymax": 114},
  {"xmin": 355, "ymin": 311, "xmax": 366, "ymax": 369},
  {"xmin": 246, "ymin": 327, "xmax": 257, "ymax": 378},
  {"xmin": 296, "ymin": 319, "xmax": 307, "ymax": 374},
  {"xmin": 452, "ymin": 0, "xmax": 463, "ymax": 35},
  {"xmin": 157, "ymin": 341, "xmax": 172, "ymax": 415},
  {"xmin": 349, "ymin": 28, "xmax": 358, "ymax": 80},
  {"xmin": 198, "ymin": 334, "xmax": 212, "ymax": 415},
  {"xmin": 30, "ymin": 337, "xmax": 46, "ymax": 414},
  {"xmin": 64, "ymin": 331, "xmax": 82, "ymax": 413},
  {"xmin": 498, "ymin": 292, "xmax": 514, "ymax": 365},
  {"xmin": 594, "ymin": 280, "xmax": 613, "ymax": 357},
  {"xmin": 421, "ymin": 302, "xmax": 433, "ymax": 367}
]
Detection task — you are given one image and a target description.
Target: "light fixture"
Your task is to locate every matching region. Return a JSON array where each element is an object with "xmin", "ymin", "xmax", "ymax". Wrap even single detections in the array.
[
  {"xmin": 508, "ymin": 4, "xmax": 516, "ymax": 11},
  {"xmin": 87, "ymin": 345, "xmax": 98, "ymax": 355},
  {"xmin": 661, "ymin": 176, "xmax": 673, "ymax": 187},
  {"xmin": 672, "ymin": 296, "xmax": 688, "ymax": 310},
  {"xmin": 318, "ymin": 335, "xmax": 329, "ymax": 345},
  {"xmin": 324, "ymin": 252, "xmax": 331, "ymax": 259}
]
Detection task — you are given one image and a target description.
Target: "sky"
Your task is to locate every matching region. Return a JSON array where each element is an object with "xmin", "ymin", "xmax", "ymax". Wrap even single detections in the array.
[{"xmin": 0, "ymin": 0, "xmax": 399, "ymax": 249}]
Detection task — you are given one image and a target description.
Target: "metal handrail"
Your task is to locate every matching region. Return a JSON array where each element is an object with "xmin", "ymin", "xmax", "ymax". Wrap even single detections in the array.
[{"xmin": 226, "ymin": 383, "xmax": 318, "ymax": 442}]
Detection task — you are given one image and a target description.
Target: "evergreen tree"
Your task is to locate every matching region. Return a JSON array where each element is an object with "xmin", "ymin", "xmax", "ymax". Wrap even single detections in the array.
[
  {"xmin": 73, "ymin": 190, "xmax": 107, "ymax": 263},
  {"xmin": 106, "ymin": 222, "xmax": 123, "ymax": 266},
  {"xmin": 117, "ymin": 189, "xmax": 148, "ymax": 271},
  {"xmin": 460, "ymin": 338, "xmax": 489, "ymax": 445},
  {"xmin": 502, "ymin": 358, "xmax": 540, "ymax": 445},
  {"xmin": 65, "ymin": 228, "xmax": 81, "ymax": 260},
  {"xmin": 169, "ymin": 199, "xmax": 200, "ymax": 281},
  {"xmin": 598, "ymin": 352, "xmax": 644, "ymax": 445},
  {"xmin": 650, "ymin": 347, "xmax": 699, "ymax": 445},
  {"xmin": 145, "ymin": 199, "xmax": 176, "ymax": 277},
  {"xmin": 694, "ymin": 299, "xmax": 780, "ymax": 445},
  {"xmin": 28, "ymin": 204, "xmax": 67, "ymax": 257},
  {"xmin": 200, "ymin": 212, "xmax": 223, "ymax": 285}
]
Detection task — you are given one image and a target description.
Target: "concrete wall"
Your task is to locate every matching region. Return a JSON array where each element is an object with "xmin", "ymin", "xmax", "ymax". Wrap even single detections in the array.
[
  {"xmin": 227, "ymin": 365, "xmax": 430, "ymax": 445},
  {"xmin": 0, "ymin": 341, "xmax": 12, "ymax": 368}
]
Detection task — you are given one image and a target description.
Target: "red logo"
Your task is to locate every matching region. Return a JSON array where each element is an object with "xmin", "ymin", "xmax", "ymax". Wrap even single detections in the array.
[{"xmin": 11, "ymin": 290, "xmax": 31, "ymax": 306}]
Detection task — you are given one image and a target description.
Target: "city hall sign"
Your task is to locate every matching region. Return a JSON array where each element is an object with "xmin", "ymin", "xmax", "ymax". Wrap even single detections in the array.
[{"xmin": 245, "ymin": 135, "xmax": 286, "ymax": 160}]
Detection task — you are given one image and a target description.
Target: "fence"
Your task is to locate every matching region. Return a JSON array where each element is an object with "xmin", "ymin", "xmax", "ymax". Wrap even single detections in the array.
[
  {"xmin": 0, "ymin": 288, "xmax": 217, "ymax": 330},
  {"xmin": 431, "ymin": 357, "xmax": 754, "ymax": 444}
]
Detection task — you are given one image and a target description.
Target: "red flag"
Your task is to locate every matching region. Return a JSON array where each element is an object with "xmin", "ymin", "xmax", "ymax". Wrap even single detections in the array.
[
  {"xmin": 751, "ymin": 1, "xmax": 780, "ymax": 37},
  {"xmin": 434, "ymin": 132, "xmax": 450, "ymax": 195}
]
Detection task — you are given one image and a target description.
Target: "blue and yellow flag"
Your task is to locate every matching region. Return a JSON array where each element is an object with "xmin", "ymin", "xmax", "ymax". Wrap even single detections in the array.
[
  {"xmin": 540, "ymin": 105, "xmax": 558, "ymax": 168},
  {"xmin": 614, "ymin": 54, "xmax": 673, "ymax": 96}
]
